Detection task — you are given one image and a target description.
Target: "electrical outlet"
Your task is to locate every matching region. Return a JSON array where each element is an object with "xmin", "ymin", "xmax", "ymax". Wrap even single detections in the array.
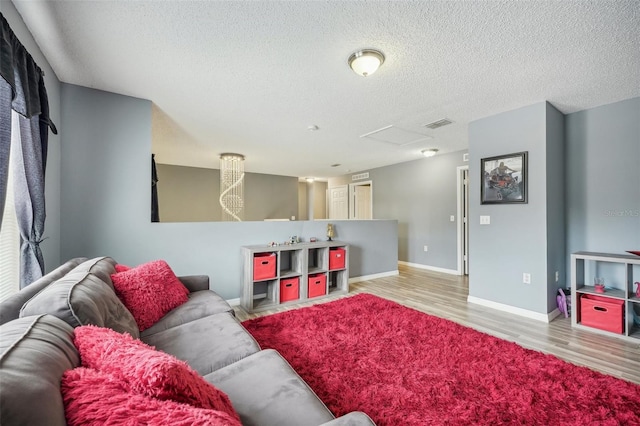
[
  {"xmin": 555, "ymin": 271, "xmax": 559, "ymax": 282},
  {"xmin": 523, "ymin": 273, "xmax": 531, "ymax": 284},
  {"xmin": 423, "ymin": 245, "xmax": 428, "ymax": 252}
]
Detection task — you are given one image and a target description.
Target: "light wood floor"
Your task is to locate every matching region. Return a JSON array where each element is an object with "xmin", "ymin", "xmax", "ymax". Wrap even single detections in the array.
[{"xmin": 234, "ymin": 264, "xmax": 640, "ymax": 385}]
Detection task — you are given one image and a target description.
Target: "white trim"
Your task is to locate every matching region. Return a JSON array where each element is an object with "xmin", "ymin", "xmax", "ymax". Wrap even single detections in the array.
[
  {"xmin": 226, "ymin": 297, "xmax": 241, "ymax": 306},
  {"xmin": 349, "ymin": 270, "xmax": 399, "ymax": 283},
  {"xmin": 398, "ymin": 261, "xmax": 459, "ymax": 276},
  {"xmin": 467, "ymin": 295, "xmax": 559, "ymax": 323},
  {"xmin": 456, "ymin": 165, "xmax": 469, "ymax": 276},
  {"xmin": 348, "ymin": 180, "xmax": 373, "ymax": 220}
]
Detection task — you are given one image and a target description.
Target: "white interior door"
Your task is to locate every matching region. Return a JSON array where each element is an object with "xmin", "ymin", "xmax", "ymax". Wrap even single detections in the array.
[
  {"xmin": 352, "ymin": 184, "xmax": 372, "ymax": 219},
  {"xmin": 329, "ymin": 185, "xmax": 348, "ymax": 219}
]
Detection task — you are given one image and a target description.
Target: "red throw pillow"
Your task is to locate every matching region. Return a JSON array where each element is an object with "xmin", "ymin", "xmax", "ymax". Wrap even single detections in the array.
[
  {"xmin": 73, "ymin": 325, "xmax": 239, "ymax": 422},
  {"xmin": 114, "ymin": 263, "xmax": 130, "ymax": 273},
  {"xmin": 110, "ymin": 260, "xmax": 189, "ymax": 330},
  {"xmin": 61, "ymin": 367, "xmax": 241, "ymax": 426}
]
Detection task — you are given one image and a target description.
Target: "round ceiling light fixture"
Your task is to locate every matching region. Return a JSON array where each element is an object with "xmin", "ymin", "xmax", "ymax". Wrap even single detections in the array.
[
  {"xmin": 421, "ymin": 148, "xmax": 439, "ymax": 158},
  {"xmin": 348, "ymin": 49, "xmax": 385, "ymax": 77}
]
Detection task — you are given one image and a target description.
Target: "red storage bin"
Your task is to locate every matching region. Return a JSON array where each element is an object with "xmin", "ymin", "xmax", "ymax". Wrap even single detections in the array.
[
  {"xmin": 580, "ymin": 294, "xmax": 624, "ymax": 334},
  {"xmin": 253, "ymin": 253, "xmax": 276, "ymax": 280},
  {"xmin": 329, "ymin": 247, "xmax": 346, "ymax": 270},
  {"xmin": 308, "ymin": 273, "xmax": 327, "ymax": 298},
  {"xmin": 280, "ymin": 278, "xmax": 299, "ymax": 303}
]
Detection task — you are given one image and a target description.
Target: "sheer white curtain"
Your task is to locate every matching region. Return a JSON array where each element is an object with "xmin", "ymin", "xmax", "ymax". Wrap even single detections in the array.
[{"xmin": 0, "ymin": 113, "xmax": 20, "ymax": 302}]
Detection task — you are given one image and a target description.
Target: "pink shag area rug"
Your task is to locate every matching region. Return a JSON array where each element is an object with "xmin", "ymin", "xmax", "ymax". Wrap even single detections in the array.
[{"xmin": 243, "ymin": 293, "xmax": 640, "ymax": 426}]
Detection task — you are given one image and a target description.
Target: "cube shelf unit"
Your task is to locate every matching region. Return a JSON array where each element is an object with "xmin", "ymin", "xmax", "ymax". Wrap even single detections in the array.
[
  {"xmin": 570, "ymin": 251, "xmax": 640, "ymax": 341},
  {"xmin": 241, "ymin": 241, "xmax": 349, "ymax": 313}
]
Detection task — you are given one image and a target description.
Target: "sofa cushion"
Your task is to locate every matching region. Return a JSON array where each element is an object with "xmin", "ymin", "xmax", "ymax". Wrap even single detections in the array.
[
  {"xmin": 142, "ymin": 312, "xmax": 260, "ymax": 376},
  {"xmin": 62, "ymin": 367, "xmax": 241, "ymax": 426},
  {"xmin": 71, "ymin": 256, "xmax": 117, "ymax": 291},
  {"xmin": 0, "ymin": 314, "xmax": 80, "ymax": 426},
  {"xmin": 73, "ymin": 325, "xmax": 239, "ymax": 421},
  {"xmin": 141, "ymin": 291, "xmax": 235, "ymax": 338},
  {"xmin": 19, "ymin": 270, "xmax": 140, "ymax": 338},
  {"xmin": 110, "ymin": 260, "xmax": 189, "ymax": 331},
  {"xmin": 0, "ymin": 257, "xmax": 86, "ymax": 326},
  {"xmin": 204, "ymin": 349, "xmax": 335, "ymax": 426}
]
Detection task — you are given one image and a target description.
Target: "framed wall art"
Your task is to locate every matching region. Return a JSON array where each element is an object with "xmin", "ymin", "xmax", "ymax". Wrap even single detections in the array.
[{"xmin": 480, "ymin": 151, "xmax": 527, "ymax": 204}]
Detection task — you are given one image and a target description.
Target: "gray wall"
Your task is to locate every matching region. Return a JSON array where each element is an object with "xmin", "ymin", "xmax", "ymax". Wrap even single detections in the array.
[
  {"xmin": 298, "ymin": 182, "xmax": 308, "ymax": 220},
  {"xmin": 1, "ymin": 2, "xmax": 62, "ymax": 272},
  {"xmin": 330, "ymin": 150, "xmax": 468, "ymax": 271},
  {"xmin": 60, "ymin": 84, "xmax": 398, "ymax": 299},
  {"xmin": 468, "ymin": 102, "xmax": 565, "ymax": 315},
  {"xmin": 565, "ymin": 97, "xmax": 640, "ymax": 266},
  {"xmin": 156, "ymin": 164, "xmax": 218, "ymax": 222},
  {"xmin": 156, "ymin": 164, "xmax": 299, "ymax": 222},
  {"xmin": 245, "ymin": 172, "xmax": 298, "ymax": 221},
  {"xmin": 312, "ymin": 181, "xmax": 328, "ymax": 220}
]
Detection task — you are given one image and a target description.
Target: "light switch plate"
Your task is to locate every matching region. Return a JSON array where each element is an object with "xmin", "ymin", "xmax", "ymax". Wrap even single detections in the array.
[{"xmin": 480, "ymin": 215, "xmax": 490, "ymax": 225}]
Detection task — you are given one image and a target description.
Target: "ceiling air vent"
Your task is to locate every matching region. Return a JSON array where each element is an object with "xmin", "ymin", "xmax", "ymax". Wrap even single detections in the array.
[
  {"xmin": 424, "ymin": 118, "xmax": 453, "ymax": 130},
  {"xmin": 352, "ymin": 172, "xmax": 369, "ymax": 181}
]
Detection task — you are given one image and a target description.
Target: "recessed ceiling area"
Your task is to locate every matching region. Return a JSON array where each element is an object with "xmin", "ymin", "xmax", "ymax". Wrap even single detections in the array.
[{"xmin": 11, "ymin": 1, "xmax": 640, "ymax": 178}]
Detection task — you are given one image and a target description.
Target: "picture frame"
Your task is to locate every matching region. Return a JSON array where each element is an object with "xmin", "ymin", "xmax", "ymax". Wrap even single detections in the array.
[{"xmin": 480, "ymin": 151, "xmax": 527, "ymax": 204}]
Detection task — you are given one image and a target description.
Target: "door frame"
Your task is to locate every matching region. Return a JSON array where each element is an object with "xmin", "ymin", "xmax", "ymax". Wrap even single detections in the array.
[
  {"xmin": 349, "ymin": 180, "xmax": 373, "ymax": 219},
  {"xmin": 456, "ymin": 166, "xmax": 469, "ymax": 275}
]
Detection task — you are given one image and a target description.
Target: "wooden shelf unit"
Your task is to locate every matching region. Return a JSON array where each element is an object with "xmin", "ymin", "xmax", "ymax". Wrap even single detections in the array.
[
  {"xmin": 570, "ymin": 251, "xmax": 640, "ymax": 342},
  {"xmin": 241, "ymin": 241, "xmax": 349, "ymax": 313}
]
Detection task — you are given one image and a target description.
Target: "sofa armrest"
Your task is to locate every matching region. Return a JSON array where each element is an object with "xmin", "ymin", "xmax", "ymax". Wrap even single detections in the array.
[
  {"xmin": 320, "ymin": 412, "xmax": 376, "ymax": 426},
  {"xmin": 178, "ymin": 275, "xmax": 210, "ymax": 293}
]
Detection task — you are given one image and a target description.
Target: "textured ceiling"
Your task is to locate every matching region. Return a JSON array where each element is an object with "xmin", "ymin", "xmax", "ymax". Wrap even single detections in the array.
[{"xmin": 12, "ymin": 0, "xmax": 640, "ymax": 178}]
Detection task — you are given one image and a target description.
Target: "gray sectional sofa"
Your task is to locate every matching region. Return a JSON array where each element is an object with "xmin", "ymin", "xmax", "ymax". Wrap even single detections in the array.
[{"xmin": 0, "ymin": 256, "xmax": 375, "ymax": 426}]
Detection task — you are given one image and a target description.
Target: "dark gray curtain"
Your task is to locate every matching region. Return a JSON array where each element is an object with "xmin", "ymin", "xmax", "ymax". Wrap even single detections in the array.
[
  {"xmin": 1, "ymin": 13, "xmax": 57, "ymax": 288},
  {"xmin": 151, "ymin": 154, "xmax": 159, "ymax": 222}
]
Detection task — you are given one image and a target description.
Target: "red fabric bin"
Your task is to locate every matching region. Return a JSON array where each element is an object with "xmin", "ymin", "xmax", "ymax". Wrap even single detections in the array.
[
  {"xmin": 329, "ymin": 247, "xmax": 346, "ymax": 270},
  {"xmin": 580, "ymin": 294, "xmax": 624, "ymax": 334},
  {"xmin": 253, "ymin": 253, "xmax": 276, "ymax": 280},
  {"xmin": 280, "ymin": 278, "xmax": 299, "ymax": 303},
  {"xmin": 308, "ymin": 273, "xmax": 327, "ymax": 298}
]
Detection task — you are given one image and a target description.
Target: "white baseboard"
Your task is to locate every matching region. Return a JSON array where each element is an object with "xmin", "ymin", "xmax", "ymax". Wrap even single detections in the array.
[
  {"xmin": 226, "ymin": 297, "xmax": 240, "ymax": 306},
  {"xmin": 349, "ymin": 270, "xmax": 399, "ymax": 283},
  {"xmin": 398, "ymin": 261, "xmax": 460, "ymax": 276},
  {"xmin": 467, "ymin": 295, "xmax": 559, "ymax": 323}
]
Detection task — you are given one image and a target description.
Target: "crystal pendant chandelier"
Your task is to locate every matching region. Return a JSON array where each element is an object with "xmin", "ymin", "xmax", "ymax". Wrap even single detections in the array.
[{"xmin": 219, "ymin": 153, "xmax": 245, "ymax": 221}]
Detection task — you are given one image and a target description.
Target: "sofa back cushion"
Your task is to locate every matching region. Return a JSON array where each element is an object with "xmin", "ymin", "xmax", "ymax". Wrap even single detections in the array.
[
  {"xmin": 0, "ymin": 314, "xmax": 80, "ymax": 426},
  {"xmin": 20, "ymin": 270, "xmax": 139, "ymax": 338},
  {"xmin": 0, "ymin": 257, "xmax": 87, "ymax": 325},
  {"xmin": 72, "ymin": 256, "xmax": 118, "ymax": 291}
]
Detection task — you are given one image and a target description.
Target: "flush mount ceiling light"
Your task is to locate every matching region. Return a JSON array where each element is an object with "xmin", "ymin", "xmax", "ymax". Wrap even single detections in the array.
[
  {"xmin": 421, "ymin": 148, "xmax": 439, "ymax": 158},
  {"xmin": 348, "ymin": 49, "xmax": 385, "ymax": 77}
]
